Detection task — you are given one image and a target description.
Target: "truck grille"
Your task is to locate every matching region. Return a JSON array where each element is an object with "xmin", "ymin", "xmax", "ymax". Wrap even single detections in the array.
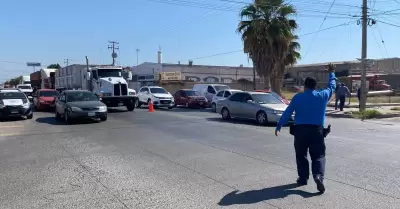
[{"xmin": 113, "ymin": 84, "xmax": 128, "ymax": 96}]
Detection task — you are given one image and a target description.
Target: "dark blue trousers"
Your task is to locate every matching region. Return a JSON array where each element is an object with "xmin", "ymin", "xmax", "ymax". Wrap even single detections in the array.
[{"xmin": 294, "ymin": 125, "xmax": 326, "ymax": 181}]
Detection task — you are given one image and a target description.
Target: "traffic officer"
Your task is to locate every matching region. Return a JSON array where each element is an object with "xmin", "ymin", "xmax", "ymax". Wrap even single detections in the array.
[{"xmin": 275, "ymin": 64, "xmax": 337, "ymax": 193}]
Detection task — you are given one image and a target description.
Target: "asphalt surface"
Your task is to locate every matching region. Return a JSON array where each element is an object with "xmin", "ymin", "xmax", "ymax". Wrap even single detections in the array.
[{"xmin": 1, "ymin": 106, "xmax": 400, "ymax": 209}]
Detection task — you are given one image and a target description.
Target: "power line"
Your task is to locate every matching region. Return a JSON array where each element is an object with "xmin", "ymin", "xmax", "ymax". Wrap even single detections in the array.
[
  {"xmin": 302, "ymin": 0, "xmax": 338, "ymax": 59},
  {"xmin": 375, "ymin": 25, "xmax": 390, "ymax": 57},
  {"xmin": 187, "ymin": 20, "xmax": 355, "ymax": 60},
  {"xmin": 376, "ymin": 19, "xmax": 400, "ymax": 27}
]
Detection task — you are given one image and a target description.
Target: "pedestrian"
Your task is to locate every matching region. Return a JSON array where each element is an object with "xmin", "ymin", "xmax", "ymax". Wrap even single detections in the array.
[
  {"xmin": 274, "ymin": 63, "xmax": 337, "ymax": 194},
  {"xmin": 334, "ymin": 85, "xmax": 340, "ymax": 110},
  {"xmin": 336, "ymin": 83, "xmax": 350, "ymax": 111}
]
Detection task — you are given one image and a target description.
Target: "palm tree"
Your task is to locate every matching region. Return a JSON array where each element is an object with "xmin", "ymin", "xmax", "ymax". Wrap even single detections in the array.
[{"xmin": 237, "ymin": 0, "xmax": 298, "ymax": 93}]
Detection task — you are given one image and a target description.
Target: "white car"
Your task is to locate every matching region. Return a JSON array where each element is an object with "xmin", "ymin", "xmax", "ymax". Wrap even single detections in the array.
[
  {"xmin": 211, "ymin": 89, "xmax": 242, "ymax": 112},
  {"xmin": 136, "ymin": 86, "xmax": 175, "ymax": 109},
  {"xmin": 17, "ymin": 84, "xmax": 33, "ymax": 102},
  {"xmin": 0, "ymin": 88, "xmax": 33, "ymax": 120}
]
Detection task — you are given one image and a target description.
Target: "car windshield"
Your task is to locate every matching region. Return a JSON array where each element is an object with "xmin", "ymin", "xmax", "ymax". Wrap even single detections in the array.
[
  {"xmin": 214, "ymin": 85, "xmax": 229, "ymax": 92},
  {"xmin": 97, "ymin": 69, "xmax": 122, "ymax": 78},
  {"xmin": 268, "ymin": 92, "xmax": 283, "ymax": 100},
  {"xmin": 67, "ymin": 92, "xmax": 98, "ymax": 102},
  {"xmin": 18, "ymin": 86, "xmax": 32, "ymax": 89},
  {"xmin": 150, "ymin": 88, "xmax": 167, "ymax": 94},
  {"xmin": 39, "ymin": 91, "xmax": 59, "ymax": 97},
  {"xmin": 0, "ymin": 92, "xmax": 26, "ymax": 99},
  {"xmin": 184, "ymin": 90, "xmax": 200, "ymax": 96},
  {"xmin": 251, "ymin": 93, "xmax": 283, "ymax": 104}
]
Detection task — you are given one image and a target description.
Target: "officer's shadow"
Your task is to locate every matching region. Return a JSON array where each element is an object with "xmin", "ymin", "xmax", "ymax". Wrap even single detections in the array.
[{"xmin": 218, "ymin": 183, "xmax": 320, "ymax": 206}]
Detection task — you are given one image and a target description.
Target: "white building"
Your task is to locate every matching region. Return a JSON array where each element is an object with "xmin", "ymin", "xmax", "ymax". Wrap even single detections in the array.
[{"xmin": 132, "ymin": 48, "xmax": 256, "ymax": 85}]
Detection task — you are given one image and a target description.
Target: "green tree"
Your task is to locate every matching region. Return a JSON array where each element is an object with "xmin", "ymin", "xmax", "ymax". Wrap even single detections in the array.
[
  {"xmin": 237, "ymin": 0, "xmax": 298, "ymax": 94},
  {"xmin": 7, "ymin": 76, "xmax": 23, "ymax": 87},
  {"xmin": 47, "ymin": 63, "xmax": 61, "ymax": 69}
]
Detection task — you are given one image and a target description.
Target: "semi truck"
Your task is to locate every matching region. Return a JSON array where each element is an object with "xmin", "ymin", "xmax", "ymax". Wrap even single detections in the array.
[{"xmin": 57, "ymin": 65, "xmax": 137, "ymax": 111}]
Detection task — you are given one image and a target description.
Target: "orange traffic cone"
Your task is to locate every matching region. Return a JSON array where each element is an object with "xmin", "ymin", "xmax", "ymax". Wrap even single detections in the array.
[{"xmin": 149, "ymin": 100, "xmax": 155, "ymax": 112}]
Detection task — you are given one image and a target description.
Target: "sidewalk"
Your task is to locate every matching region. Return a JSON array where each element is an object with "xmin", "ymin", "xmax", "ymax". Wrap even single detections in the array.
[
  {"xmin": 327, "ymin": 102, "xmax": 400, "ymax": 108},
  {"xmin": 326, "ymin": 106, "xmax": 400, "ymax": 119}
]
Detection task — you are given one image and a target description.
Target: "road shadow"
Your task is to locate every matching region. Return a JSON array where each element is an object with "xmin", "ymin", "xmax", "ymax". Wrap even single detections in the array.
[
  {"xmin": 160, "ymin": 107, "xmax": 212, "ymax": 113},
  {"xmin": 107, "ymin": 108, "xmax": 128, "ymax": 113},
  {"xmin": 205, "ymin": 117, "xmax": 277, "ymax": 127},
  {"xmin": 218, "ymin": 183, "xmax": 320, "ymax": 206},
  {"xmin": 35, "ymin": 117, "xmax": 100, "ymax": 125}
]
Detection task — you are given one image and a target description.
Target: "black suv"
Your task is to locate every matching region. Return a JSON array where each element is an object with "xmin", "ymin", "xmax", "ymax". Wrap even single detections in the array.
[{"xmin": 0, "ymin": 88, "xmax": 33, "ymax": 121}]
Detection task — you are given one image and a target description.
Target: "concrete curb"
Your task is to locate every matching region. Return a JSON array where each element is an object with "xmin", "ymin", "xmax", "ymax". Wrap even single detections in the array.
[
  {"xmin": 327, "ymin": 103, "xmax": 400, "ymax": 108},
  {"xmin": 325, "ymin": 112, "xmax": 400, "ymax": 119}
]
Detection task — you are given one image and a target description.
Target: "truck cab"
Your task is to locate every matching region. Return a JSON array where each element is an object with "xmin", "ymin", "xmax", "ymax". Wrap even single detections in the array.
[{"xmin": 86, "ymin": 66, "xmax": 136, "ymax": 111}]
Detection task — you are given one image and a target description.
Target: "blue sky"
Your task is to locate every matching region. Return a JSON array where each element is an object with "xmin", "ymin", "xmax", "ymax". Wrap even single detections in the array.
[{"xmin": 1, "ymin": 0, "xmax": 399, "ymax": 83}]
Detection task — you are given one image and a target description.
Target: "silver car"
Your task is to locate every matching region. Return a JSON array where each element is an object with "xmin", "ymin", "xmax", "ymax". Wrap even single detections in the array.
[
  {"xmin": 211, "ymin": 89, "xmax": 242, "ymax": 112},
  {"xmin": 216, "ymin": 91, "xmax": 293, "ymax": 125}
]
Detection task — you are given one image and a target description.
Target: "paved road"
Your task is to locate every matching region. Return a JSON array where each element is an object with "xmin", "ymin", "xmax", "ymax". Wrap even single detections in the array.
[{"xmin": 1, "ymin": 107, "xmax": 400, "ymax": 209}]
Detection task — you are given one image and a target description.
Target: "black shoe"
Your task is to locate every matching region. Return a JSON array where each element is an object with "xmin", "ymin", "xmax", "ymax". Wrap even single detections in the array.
[
  {"xmin": 314, "ymin": 177, "xmax": 325, "ymax": 193},
  {"xmin": 296, "ymin": 178, "xmax": 308, "ymax": 186}
]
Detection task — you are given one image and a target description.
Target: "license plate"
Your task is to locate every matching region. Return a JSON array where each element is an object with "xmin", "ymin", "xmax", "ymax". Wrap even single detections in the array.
[
  {"xmin": 11, "ymin": 111, "xmax": 18, "ymax": 114},
  {"xmin": 88, "ymin": 112, "xmax": 95, "ymax": 116},
  {"xmin": 199, "ymin": 102, "xmax": 203, "ymax": 105},
  {"xmin": 118, "ymin": 102, "xmax": 124, "ymax": 106}
]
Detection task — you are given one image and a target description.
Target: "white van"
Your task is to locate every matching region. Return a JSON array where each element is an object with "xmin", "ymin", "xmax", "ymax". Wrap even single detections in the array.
[{"xmin": 192, "ymin": 84, "xmax": 230, "ymax": 105}]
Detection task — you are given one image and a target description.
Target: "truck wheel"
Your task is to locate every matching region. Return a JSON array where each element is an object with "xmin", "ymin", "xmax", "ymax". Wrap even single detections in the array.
[{"xmin": 127, "ymin": 103, "xmax": 135, "ymax": 111}]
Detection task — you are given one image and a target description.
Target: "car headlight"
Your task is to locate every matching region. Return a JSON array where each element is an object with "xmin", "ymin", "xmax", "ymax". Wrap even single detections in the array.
[
  {"xmin": 98, "ymin": 106, "xmax": 107, "ymax": 112},
  {"xmin": 70, "ymin": 106, "xmax": 82, "ymax": 112},
  {"xmin": 129, "ymin": 92, "xmax": 136, "ymax": 96},
  {"xmin": 22, "ymin": 103, "xmax": 30, "ymax": 109}
]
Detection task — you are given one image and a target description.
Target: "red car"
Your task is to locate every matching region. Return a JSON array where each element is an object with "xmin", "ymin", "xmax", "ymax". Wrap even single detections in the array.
[
  {"xmin": 173, "ymin": 89, "xmax": 208, "ymax": 108},
  {"xmin": 255, "ymin": 90, "xmax": 290, "ymax": 105},
  {"xmin": 33, "ymin": 89, "xmax": 60, "ymax": 110}
]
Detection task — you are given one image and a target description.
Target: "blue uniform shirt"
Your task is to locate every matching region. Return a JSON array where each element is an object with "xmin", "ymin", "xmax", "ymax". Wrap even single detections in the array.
[{"xmin": 276, "ymin": 73, "xmax": 337, "ymax": 131}]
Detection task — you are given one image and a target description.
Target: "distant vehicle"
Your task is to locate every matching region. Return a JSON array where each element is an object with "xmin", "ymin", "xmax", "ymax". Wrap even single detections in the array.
[
  {"xmin": 211, "ymin": 89, "xmax": 242, "ymax": 112},
  {"xmin": 0, "ymin": 88, "xmax": 33, "ymax": 120},
  {"xmin": 348, "ymin": 74, "xmax": 391, "ymax": 91},
  {"xmin": 192, "ymin": 84, "xmax": 230, "ymax": 106},
  {"xmin": 173, "ymin": 89, "xmax": 208, "ymax": 108},
  {"xmin": 216, "ymin": 92, "xmax": 293, "ymax": 125},
  {"xmin": 56, "ymin": 65, "xmax": 136, "ymax": 111},
  {"xmin": 33, "ymin": 89, "xmax": 60, "ymax": 110},
  {"xmin": 16, "ymin": 84, "xmax": 33, "ymax": 102},
  {"xmin": 255, "ymin": 90, "xmax": 290, "ymax": 105},
  {"xmin": 55, "ymin": 90, "xmax": 107, "ymax": 124},
  {"xmin": 136, "ymin": 86, "xmax": 175, "ymax": 109},
  {"xmin": 21, "ymin": 76, "xmax": 31, "ymax": 86}
]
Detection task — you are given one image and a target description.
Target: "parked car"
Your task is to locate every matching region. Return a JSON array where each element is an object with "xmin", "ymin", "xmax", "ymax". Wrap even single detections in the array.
[
  {"xmin": 216, "ymin": 91, "xmax": 293, "ymax": 125},
  {"xmin": 173, "ymin": 89, "xmax": 208, "ymax": 108},
  {"xmin": 55, "ymin": 90, "xmax": 107, "ymax": 124},
  {"xmin": 0, "ymin": 88, "xmax": 33, "ymax": 120},
  {"xmin": 255, "ymin": 90, "xmax": 290, "ymax": 105},
  {"xmin": 192, "ymin": 84, "xmax": 230, "ymax": 106},
  {"xmin": 211, "ymin": 89, "xmax": 242, "ymax": 112},
  {"xmin": 33, "ymin": 89, "xmax": 60, "ymax": 111},
  {"xmin": 136, "ymin": 86, "xmax": 174, "ymax": 109}
]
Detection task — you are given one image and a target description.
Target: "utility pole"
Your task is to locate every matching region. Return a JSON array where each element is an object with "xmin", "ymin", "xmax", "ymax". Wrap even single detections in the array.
[
  {"xmin": 136, "ymin": 49, "xmax": 140, "ymax": 66},
  {"xmin": 359, "ymin": 0, "xmax": 368, "ymax": 111},
  {"xmin": 64, "ymin": 59, "xmax": 69, "ymax": 67},
  {"xmin": 108, "ymin": 41, "xmax": 119, "ymax": 66}
]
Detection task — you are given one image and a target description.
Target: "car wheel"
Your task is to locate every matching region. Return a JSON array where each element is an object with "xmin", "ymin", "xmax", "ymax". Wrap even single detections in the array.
[
  {"xmin": 211, "ymin": 103, "xmax": 216, "ymax": 112},
  {"xmin": 256, "ymin": 111, "xmax": 268, "ymax": 125},
  {"xmin": 135, "ymin": 99, "xmax": 142, "ymax": 108},
  {"xmin": 64, "ymin": 110, "xmax": 71, "ymax": 125},
  {"xmin": 221, "ymin": 108, "xmax": 231, "ymax": 120},
  {"xmin": 168, "ymin": 107, "xmax": 173, "ymax": 110},
  {"xmin": 55, "ymin": 110, "xmax": 61, "ymax": 120},
  {"xmin": 100, "ymin": 115, "xmax": 107, "ymax": 121},
  {"xmin": 26, "ymin": 114, "xmax": 33, "ymax": 119}
]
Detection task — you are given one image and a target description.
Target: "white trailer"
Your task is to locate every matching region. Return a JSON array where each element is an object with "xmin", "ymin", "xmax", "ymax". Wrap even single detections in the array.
[{"xmin": 21, "ymin": 76, "xmax": 31, "ymax": 86}]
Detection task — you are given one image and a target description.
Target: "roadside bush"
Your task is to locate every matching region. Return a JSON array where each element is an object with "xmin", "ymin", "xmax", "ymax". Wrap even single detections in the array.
[
  {"xmin": 350, "ymin": 109, "xmax": 382, "ymax": 119},
  {"xmin": 390, "ymin": 107, "xmax": 400, "ymax": 111}
]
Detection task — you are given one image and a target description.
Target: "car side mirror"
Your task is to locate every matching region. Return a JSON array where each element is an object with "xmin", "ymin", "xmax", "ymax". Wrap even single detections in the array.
[{"xmin": 127, "ymin": 72, "xmax": 132, "ymax": 81}]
